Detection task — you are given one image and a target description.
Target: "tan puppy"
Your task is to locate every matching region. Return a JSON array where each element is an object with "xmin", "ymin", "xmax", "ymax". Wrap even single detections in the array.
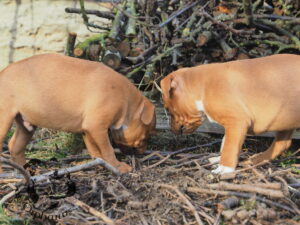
[
  {"xmin": 161, "ymin": 54, "xmax": 300, "ymax": 174},
  {"xmin": 0, "ymin": 54, "xmax": 156, "ymax": 173}
]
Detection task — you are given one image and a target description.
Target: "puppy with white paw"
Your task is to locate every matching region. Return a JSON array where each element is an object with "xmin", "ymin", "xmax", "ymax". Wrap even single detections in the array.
[{"xmin": 161, "ymin": 54, "xmax": 300, "ymax": 174}]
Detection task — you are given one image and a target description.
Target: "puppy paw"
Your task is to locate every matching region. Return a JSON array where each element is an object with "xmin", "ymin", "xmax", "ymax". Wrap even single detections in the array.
[
  {"xmin": 117, "ymin": 162, "xmax": 132, "ymax": 173},
  {"xmin": 212, "ymin": 164, "xmax": 235, "ymax": 174},
  {"xmin": 246, "ymin": 153, "xmax": 268, "ymax": 165},
  {"xmin": 208, "ymin": 156, "xmax": 221, "ymax": 164}
]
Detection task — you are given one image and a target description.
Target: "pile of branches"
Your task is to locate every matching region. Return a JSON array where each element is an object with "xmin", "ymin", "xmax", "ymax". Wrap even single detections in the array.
[
  {"xmin": 65, "ymin": 0, "xmax": 300, "ymax": 96},
  {"xmin": 1, "ymin": 139, "xmax": 300, "ymax": 224}
]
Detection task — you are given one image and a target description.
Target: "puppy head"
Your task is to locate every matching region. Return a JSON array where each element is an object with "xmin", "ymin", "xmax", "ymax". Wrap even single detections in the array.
[
  {"xmin": 160, "ymin": 70, "xmax": 205, "ymax": 134},
  {"xmin": 111, "ymin": 98, "xmax": 156, "ymax": 154}
]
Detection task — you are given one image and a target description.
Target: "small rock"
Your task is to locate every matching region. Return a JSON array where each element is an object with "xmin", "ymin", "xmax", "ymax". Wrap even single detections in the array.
[
  {"xmin": 208, "ymin": 156, "xmax": 220, "ymax": 164},
  {"xmin": 256, "ymin": 208, "xmax": 277, "ymax": 220},
  {"xmin": 236, "ymin": 209, "xmax": 249, "ymax": 220},
  {"xmin": 222, "ymin": 210, "xmax": 235, "ymax": 220},
  {"xmin": 220, "ymin": 172, "xmax": 236, "ymax": 180}
]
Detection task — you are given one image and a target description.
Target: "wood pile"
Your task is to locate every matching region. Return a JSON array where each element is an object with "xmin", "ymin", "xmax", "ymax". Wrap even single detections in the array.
[{"xmin": 65, "ymin": 0, "xmax": 300, "ymax": 96}]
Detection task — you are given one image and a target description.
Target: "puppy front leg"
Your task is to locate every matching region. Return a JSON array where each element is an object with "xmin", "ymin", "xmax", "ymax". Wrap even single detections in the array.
[
  {"xmin": 212, "ymin": 123, "xmax": 248, "ymax": 174},
  {"xmin": 85, "ymin": 129, "xmax": 132, "ymax": 173}
]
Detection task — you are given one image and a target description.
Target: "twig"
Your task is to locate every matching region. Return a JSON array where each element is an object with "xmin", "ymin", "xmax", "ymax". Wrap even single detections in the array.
[
  {"xmin": 274, "ymin": 176, "xmax": 290, "ymax": 197},
  {"xmin": 79, "ymin": 0, "xmax": 109, "ymax": 31},
  {"xmin": 242, "ymin": 0, "xmax": 253, "ymax": 25},
  {"xmin": 200, "ymin": 10, "xmax": 252, "ymax": 35},
  {"xmin": 125, "ymin": 45, "xmax": 159, "ymax": 64},
  {"xmin": 0, "ymin": 190, "xmax": 18, "ymax": 205},
  {"xmin": 187, "ymin": 187, "xmax": 296, "ymax": 213},
  {"xmin": 0, "ymin": 173, "xmax": 24, "ymax": 179},
  {"xmin": 207, "ymin": 181, "xmax": 285, "ymax": 198},
  {"xmin": 254, "ymin": 14, "xmax": 300, "ymax": 23},
  {"xmin": 158, "ymin": 1, "xmax": 202, "ymax": 28},
  {"xmin": 0, "ymin": 178, "xmax": 22, "ymax": 184},
  {"xmin": 237, "ymin": 160, "xmax": 270, "ymax": 173},
  {"xmin": 0, "ymin": 157, "xmax": 31, "ymax": 186},
  {"xmin": 142, "ymin": 155, "xmax": 171, "ymax": 170},
  {"xmin": 30, "ymin": 158, "xmax": 120, "ymax": 183},
  {"xmin": 169, "ymin": 139, "xmax": 222, "ymax": 157},
  {"xmin": 158, "ymin": 184, "xmax": 205, "ymax": 225},
  {"xmin": 65, "ymin": 7, "xmax": 115, "ymax": 20},
  {"xmin": 66, "ymin": 197, "xmax": 115, "ymax": 225},
  {"xmin": 259, "ymin": 19, "xmax": 300, "ymax": 50},
  {"xmin": 140, "ymin": 140, "xmax": 221, "ymax": 162}
]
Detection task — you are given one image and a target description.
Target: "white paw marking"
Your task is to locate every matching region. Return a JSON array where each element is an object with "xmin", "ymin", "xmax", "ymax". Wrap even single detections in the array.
[
  {"xmin": 220, "ymin": 136, "xmax": 225, "ymax": 153},
  {"xmin": 208, "ymin": 156, "xmax": 221, "ymax": 164},
  {"xmin": 212, "ymin": 164, "xmax": 235, "ymax": 174},
  {"xmin": 195, "ymin": 100, "xmax": 218, "ymax": 123},
  {"xmin": 195, "ymin": 100, "xmax": 205, "ymax": 111}
]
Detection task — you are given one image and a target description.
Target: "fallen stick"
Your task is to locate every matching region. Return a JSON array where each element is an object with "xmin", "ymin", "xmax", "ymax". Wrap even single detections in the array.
[
  {"xmin": 31, "ymin": 158, "xmax": 120, "ymax": 183},
  {"xmin": 66, "ymin": 197, "xmax": 115, "ymax": 225},
  {"xmin": 168, "ymin": 139, "xmax": 222, "ymax": 157},
  {"xmin": 158, "ymin": 1, "xmax": 200, "ymax": 28},
  {"xmin": 187, "ymin": 187, "xmax": 296, "ymax": 214},
  {"xmin": 0, "ymin": 178, "xmax": 22, "ymax": 184},
  {"xmin": 157, "ymin": 184, "xmax": 205, "ymax": 225},
  {"xmin": 65, "ymin": 8, "xmax": 115, "ymax": 20},
  {"xmin": 246, "ymin": 182, "xmax": 281, "ymax": 190},
  {"xmin": 142, "ymin": 154, "xmax": 170, "ymax": 170},
  {"xmin": 0, "ymin": 190, "xmax": 18, "ymax": 205},
  {"xmin": 0, "ymin": 173, "xmax": 24, "ymax": 179},
  {"xmin": 0, "ymin": 157, "xmax": 31, "ymax": 186},
  {"xmin": 200, "ymin": 10, "xmax": 252, "ymax": 35},
  {"xmin": 207, "ymin": 182, "xmax": 284, "ymax": 198},
  {"xmin": 217, "ymin": 197, "xmax": 239, "ymax": 211}
]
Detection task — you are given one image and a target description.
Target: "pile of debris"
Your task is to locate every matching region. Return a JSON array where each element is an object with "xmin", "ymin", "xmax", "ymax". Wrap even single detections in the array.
[
  {"xmin": 65, "ymin": 0, "xmax": 300, "ymax": 96},
  {"xmin": 1, "ymin": 132, "xmax": 299, "ymax": 224}
]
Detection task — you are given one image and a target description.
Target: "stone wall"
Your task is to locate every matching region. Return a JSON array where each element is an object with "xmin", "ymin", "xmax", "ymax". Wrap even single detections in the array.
[{"xmin": 0, "ymin": 0, "xmax": 110, "ymax": 69}]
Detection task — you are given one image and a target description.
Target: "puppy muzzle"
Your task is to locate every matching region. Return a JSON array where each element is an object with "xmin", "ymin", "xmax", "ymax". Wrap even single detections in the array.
[{"xmin": 171, "ymin": 117, "xmax": 204, "ymax": 134}]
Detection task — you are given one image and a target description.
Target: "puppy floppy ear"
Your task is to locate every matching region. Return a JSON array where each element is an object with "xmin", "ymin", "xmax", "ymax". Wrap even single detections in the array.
[
  {"xmin": 160, "ymin": 75, "xmax": 177, "ymax": 99},
  {"xmin": 140, "ymin": 100, "xmax": 155, "ymax": 125}
]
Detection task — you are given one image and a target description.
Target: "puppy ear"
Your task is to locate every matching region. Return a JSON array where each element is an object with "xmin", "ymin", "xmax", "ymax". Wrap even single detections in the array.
[
  {"xmin": 160, "ymin": 76, "xmax": 177, "ymax": 99},
  {"xmin": 140, "ymin": 100, "xmax": 155, "ymax": 125}
]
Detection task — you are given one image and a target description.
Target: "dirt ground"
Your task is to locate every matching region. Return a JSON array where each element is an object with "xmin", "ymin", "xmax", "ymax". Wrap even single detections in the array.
[{"xmin": 1, "ymin": 130, "xmax": 300, "ymax": 225}]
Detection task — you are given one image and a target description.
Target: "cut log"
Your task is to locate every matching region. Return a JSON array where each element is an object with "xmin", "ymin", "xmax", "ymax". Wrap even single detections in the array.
[
  {"xmin": 217, "ymin": 38, "xmax": 237, "ymax": 60},
  {"xmin": 117, "ymin": 40, "xmax": 131, "ymax": 57},
  {"xmin": 87, "ymin": 44, "xmax": 102, "ymax": 61},
  {"xmin": 65, "ymin": 32, "xmax": 77, "ymax": 56},
  {"xmin": 197, "ymin": 31, "xmax": 213, "ymax": 47},
  {"xmin": 102, "ymin": 47, "xmax": 122, "ymax": 69},
  {"xmin": 73, "ymin": 33, "xmax": 107, "ymax": 57}
]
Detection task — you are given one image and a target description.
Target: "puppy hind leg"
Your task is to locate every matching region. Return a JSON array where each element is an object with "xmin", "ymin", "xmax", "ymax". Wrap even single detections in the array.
[
  {"xmin": 0, "ymin": 112, "xmax": 15, "ymax": 172},
  {"xmin": 8, "ymin": 115, "xmax": 35, "ymax": 167},
  {"xmin": 82, "ymin": 133, "xmax": 102, "ymax": 158},
  {"xmin": 249, "ymin": 129, "xmax": 294, "ymax": 165}
]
